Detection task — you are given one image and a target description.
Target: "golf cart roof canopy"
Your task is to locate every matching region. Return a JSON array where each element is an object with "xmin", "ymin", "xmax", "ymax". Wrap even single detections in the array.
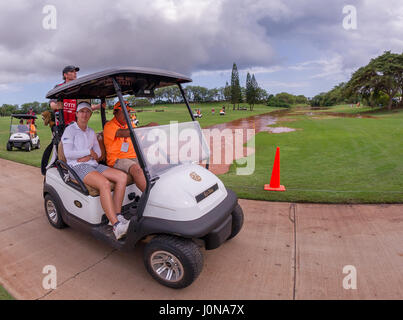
[
  {"xmin": 46, "ymin": 67, "xmax": 192, "ymax": 100},
  {"xmin": 11, "ymin": 114, "xmax": 37, "ymax": 120}
]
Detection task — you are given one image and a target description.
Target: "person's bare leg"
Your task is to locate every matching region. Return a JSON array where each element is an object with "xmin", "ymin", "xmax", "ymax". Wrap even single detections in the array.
[
  {"xmin": 83, "ymin": 171, "xmax": 118, "ymax": 225},
  {"xmin": 129, "ymin": 162, "xmax": 146, "ymax": 192},
  {"xmin": 101, "ymin": 168, "xmax": 127, "ymax": 214}
]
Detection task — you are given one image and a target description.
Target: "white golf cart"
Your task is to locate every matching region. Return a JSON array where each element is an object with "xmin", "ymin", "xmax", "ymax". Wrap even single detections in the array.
[
  {"xmin": 43, "ymin": 68, "xmax": 244, "ymax": 289},
  {"xmin": 193, "ymin": 108, "xmax": 202, "ymax": 118},
  {"xmin": 7, "ymin": 114, "xmax": 40, "ymax": 152}
]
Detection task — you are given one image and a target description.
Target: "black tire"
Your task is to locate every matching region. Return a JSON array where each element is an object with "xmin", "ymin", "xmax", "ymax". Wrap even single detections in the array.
[
  {"xmin": 36, "ymin": 140, "xmax": 41, "ymax": 149},
  {"xmin": 144, "ymin": 235, "xmax": 203, "ymax": 289},
  {"xmin": 44, "ymin": 194, "xmax": 67, "ymax": 229},
  {"xmin": 6, "ymin": 142, "xmax": 12, "ymax": 151},
  {"xmin": 227, "ymin": 204, "xmax": 244, "ymax": 240},
  {"xmin": 25, "ymin": 142, "xmax": 31, "ymax": 152}
]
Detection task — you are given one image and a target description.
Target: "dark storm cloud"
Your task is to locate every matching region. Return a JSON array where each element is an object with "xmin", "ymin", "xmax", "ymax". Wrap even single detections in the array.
[
  {"xmin": 256, "ymin": 0, "xmax": 403, "ymax": 72},
  {"xmin": 0, "ymin": 0, "xmax": 402, "ymax": 86},
  {"xmin": 0, "ymin": 0, "xmax": 276, "ymax": 84}
]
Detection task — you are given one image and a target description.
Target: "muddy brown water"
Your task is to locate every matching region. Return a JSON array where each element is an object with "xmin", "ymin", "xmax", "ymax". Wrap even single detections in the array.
[
  {"xmin": 203, "ymin": 112, "xmax": 278, "ymax": 175},
  {"xmin": 205, "ymin": 112, "xmax": 277, "ymax": 132}
]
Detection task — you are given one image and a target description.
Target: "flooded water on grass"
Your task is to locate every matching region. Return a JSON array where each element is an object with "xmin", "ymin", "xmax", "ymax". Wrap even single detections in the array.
[
  {"xmin": 204, "ymin": 112, "xmax": 295, "ymax": 174},
  {"xmin": 202, "ymin": 106, "xmax": 375, "ymax": 174},
  {"xmin": 205, "ymin": 112, "xmax": 277, "ymax": 132},
  {"xmin": 202, "ymin": 108, "xmax": 381, "ymax": 175}
]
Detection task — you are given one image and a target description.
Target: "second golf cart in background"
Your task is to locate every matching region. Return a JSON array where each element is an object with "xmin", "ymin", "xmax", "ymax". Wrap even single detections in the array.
[
  {"xmin": 193, "ymin": 108, "xmax": 202, "ymax": 118},
  {"xmin": 43, "ymin": 67, "xmax": 244, "ymax": 289},
  {"xmin": 6, "ymin": 114, "xmax": 40, "ymax": 152}
]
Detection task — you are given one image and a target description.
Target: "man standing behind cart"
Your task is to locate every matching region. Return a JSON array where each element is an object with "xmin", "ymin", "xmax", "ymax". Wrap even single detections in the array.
[
  {"xmin": 49, "ymin": 66, "xmax": 104, "ymax": 125},
  {"xmin": 27, "ymin": 107, "xmax": 36, "ymax": 125},
  {"xmin": 103, "ymin": 101, "xmax": 158, "ymax": 192}
]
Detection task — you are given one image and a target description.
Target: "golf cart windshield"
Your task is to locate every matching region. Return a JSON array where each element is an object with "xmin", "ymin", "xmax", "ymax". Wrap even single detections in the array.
[
  {"xmin": 10, "ymin": 124, "xmax": 29, "ymax": 134},
  {"xmin": 133, "ymin": 121, "xmax": 210, "ymax": 179}
]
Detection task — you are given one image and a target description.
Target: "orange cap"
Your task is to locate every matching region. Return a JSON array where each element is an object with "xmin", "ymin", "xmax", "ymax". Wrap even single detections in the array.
[{"xmin": 113, "ymin": 101, "xmax": 134, "ymax": 111}]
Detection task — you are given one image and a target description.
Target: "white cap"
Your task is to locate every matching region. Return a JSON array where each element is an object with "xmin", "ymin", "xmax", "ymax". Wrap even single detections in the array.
[{"xmin": 77, "ymin": 102, "xmax": 92, "ymax": 112}]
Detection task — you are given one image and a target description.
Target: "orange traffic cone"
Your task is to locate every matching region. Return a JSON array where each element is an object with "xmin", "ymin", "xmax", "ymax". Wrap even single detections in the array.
[{"xmin": 264, "ymin": 147, "xmax": 286, "ymax": 191}]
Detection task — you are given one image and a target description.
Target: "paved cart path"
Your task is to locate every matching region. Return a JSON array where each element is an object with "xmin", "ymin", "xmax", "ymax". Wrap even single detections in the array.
[{"xmin": 0, "ymin": 158, "xmax": 402, "ymax": 300}]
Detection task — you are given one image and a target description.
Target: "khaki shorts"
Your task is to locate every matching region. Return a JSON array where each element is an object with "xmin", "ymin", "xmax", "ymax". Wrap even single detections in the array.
[{"xmin": 114, "ymin": 158, "xmax": 139, "ymax": 173}]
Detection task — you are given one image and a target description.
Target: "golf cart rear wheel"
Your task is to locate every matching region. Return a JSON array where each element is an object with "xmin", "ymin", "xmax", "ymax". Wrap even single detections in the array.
[
  {"xmin": 25, "ymin": 142, "xmax": 31, "ymax": 152},
  {"xmin": 227, "ymin": 204, "xmax": 244, "ymax": 240},
  {"xmin": 44, "ymin": 194, "xmax": 67, "ymax": 229},
  {"xmin": 6, "ymin": 142, "xmax": 12, "ymax": 151},
  {"xmin": 144, "ymin": 235, "xmax": 203, "ymax": 289}
]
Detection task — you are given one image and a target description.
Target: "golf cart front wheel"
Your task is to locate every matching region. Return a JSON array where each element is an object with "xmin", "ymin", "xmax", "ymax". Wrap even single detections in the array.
[
  {"xmin": 25, "ymin": 142, "xmax": 31, "ymax": 152},
  {"xmin": 144, "ymin": 235, "xmax": 203, "ymax": 289},
  {"xmin": 44, "ymin": 194, "xmax": 67, "ymax": 229},
  {"xmin": 227, "ymin": 204, "xmax": 244, "ymax": 240},
  {"xmin": 36, "ymin": 140, "xmax": 41, "ymax": 149},
  {"xmin": 6, "ymin": 142, "xmax": 12, "ymax": 151}
]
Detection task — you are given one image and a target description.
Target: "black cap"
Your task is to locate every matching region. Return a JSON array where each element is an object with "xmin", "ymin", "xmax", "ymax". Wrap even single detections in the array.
[{"xmin": 62, "ymin": 65, "xmax": 80, "ymax": 75}]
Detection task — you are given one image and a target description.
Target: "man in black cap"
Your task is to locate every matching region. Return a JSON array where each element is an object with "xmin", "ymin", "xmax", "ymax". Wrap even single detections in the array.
[
  {"xmin": 27, "ymin": 106, "xmax": 36, "ymax": 125},
  {"xmin": 62, "ymin": 65, "xmax": 80, "ymax": 82},
  {"xmin": 49, "ymin": 65, "xmax": 104, "ymax": 125}
]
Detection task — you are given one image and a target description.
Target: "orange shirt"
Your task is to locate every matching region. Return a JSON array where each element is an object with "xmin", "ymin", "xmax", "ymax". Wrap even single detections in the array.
[
  {"xmin": 103, "ymin": 117, "xmax": 137, "ymax": 167},
  {"xmin": 29, "ymin": 124, "xmax": 36, "ymax": 136}
]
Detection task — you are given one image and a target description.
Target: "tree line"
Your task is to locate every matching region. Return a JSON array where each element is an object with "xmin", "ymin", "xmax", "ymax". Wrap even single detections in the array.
[
  {"xmin": 0, "ymin": 101, "xmax": 49, "ymax": 117},
  {"xmin": 310, "ymin": 51, "xmax": 403, "ymax": 110}
]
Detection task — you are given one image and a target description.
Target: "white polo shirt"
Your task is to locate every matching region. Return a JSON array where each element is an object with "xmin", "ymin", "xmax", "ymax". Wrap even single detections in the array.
[{"xmin": 61, "ymin": 122, "xmax": 101, "ymax": 167}]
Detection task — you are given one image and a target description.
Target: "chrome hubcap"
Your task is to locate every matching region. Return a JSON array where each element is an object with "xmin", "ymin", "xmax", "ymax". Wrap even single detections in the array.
[
  {"xmin": 150, "ymin": 251, "xmax": 184, "ymax": 282},
  {"xmin": 46, "ymin": 200, "xmax": 58, "ymax": 223}
]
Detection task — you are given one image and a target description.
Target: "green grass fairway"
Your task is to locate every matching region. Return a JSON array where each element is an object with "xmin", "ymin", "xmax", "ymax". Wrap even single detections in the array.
[
  {"xmin": 221, "ymin": 106, "xmax": 403, "ymax": 203},
  {"xmin": 0, "ymin": 285, "xmax": 14, "ymax": 300}
]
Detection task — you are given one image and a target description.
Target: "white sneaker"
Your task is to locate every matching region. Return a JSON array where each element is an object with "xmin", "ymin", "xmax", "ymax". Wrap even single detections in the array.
[
  {"xmin": 118, "ymin": 215, "xmax": 130, "ymax": 224},
  {"xmin": 108, "ymin": 214, "xmax": 129, "ymax": 226},
  {"xmin": 113, "ymin": 221, "xmax": 129, "ymax": 240}
]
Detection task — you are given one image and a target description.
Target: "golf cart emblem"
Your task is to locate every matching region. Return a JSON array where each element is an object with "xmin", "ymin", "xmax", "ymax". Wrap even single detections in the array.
[
  {"xmin": 190, "ymin": 172, "xmax": 201, "ymax": 182},
  {"xmin": 74, "ymin": 200, "xmax": 82, "ymax": 208}
]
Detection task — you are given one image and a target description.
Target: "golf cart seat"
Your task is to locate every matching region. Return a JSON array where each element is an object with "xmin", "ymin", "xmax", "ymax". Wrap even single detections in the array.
[{"xmin": 57, "ymin": 140, "xmax": 133, "ymax": 197}]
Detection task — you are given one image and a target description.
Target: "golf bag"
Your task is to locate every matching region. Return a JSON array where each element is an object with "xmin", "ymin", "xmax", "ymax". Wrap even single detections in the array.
[{"xmin": 41, "ymin": 109, "xmax": 66, "ymax": 175}]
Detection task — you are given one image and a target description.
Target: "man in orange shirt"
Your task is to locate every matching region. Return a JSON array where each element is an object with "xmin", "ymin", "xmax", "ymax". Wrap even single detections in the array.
[
  {"xmin": 103, "ymin": 101, "xmax": 157, "ymax": 192},
  {"xmin": 29, "ymin": 123, "xmax": 37, "ymax": 138}
]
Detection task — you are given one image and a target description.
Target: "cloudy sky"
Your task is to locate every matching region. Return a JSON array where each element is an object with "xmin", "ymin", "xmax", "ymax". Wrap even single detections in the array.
[{"xmin": 0, "ymin": 0, "xmax": 402, "ymax": 104}]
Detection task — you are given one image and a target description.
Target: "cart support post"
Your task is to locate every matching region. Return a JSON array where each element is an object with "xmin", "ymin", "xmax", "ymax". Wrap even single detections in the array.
[
  {"xmin": 112, "ymin": 77, "xmax": 151, "ymax": 222},
  {"xmin": 100, "ymin": 97, "xmax": 106, "ymax": 129},
  {"xmin": 178, "ymin": 83, "xmax": 195, "ymax": 121}
]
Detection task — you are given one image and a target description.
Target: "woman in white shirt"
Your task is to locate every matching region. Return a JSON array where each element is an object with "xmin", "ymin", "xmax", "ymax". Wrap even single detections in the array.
[{"xmin": 61, "ymin": 102, "xmax": 130, "ymax": 240}]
